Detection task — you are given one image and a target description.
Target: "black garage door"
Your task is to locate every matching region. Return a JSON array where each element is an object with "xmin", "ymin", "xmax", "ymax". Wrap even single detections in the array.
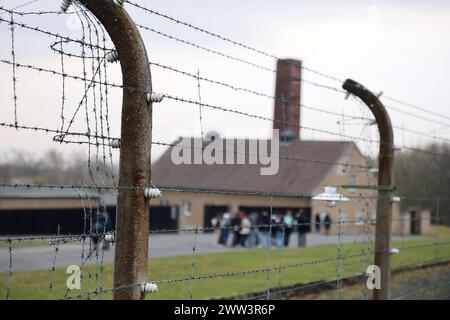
[{"xmin": 0, "ymin": 205, "xmax": 179, "ymax": 235}]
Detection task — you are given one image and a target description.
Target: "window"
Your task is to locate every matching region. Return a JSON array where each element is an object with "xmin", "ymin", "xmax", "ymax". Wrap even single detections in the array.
[
  {"xmin": 355, "ymin": 210, "xmax": 365, "ymax": 225},
  {"xmin": 170, "ymin": 206, "xmax": 178, "ymax": 220},
  {"xmin": 348, "ymin": 174, "xmax": 357, "ymax": 185},
  {"xmin": 183, "ymin": 201, "xmax": 192, "ymax": 216},
  {"xmin": 338, "ymin": 209, "xmax": 346, "ymax": 223}
]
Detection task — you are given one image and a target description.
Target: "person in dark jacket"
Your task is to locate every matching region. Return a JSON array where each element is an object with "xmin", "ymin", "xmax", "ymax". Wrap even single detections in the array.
[
  {"xmin": 324, "ymin": 213, "xmax": 332, "ymax": 236},
  {"xmin": 231, "ymin": 212, "xmax": 242, "ymax": 247},
  {"xmin": 315, "ymin": 213, "xmax": 321, "ymax": 233},
  {"xmin": 99, "ymin": 210, "xmax": 112, "ymax": 250},
  {"xmin": 218, "ymin": 213, "xmax": 232, "ymax": 246},
  {"xmin": 295, "ymin": 209, "xmax": 310, "ymax": 247},
  {"xmin": 283, "ymin": 211, "xmax": 294, "ymax": 247},
  {"xmin": 273, "ymin": 212, "xmax": 284, "ymax": 248},
  {"xmin": 239, "ymin": 212, "xmax": 252, "ymax": 247},
  {"xmin": 91, "ymin": 210, "xmax": 106, "ymax": 251},
  {"xmin": 258, "ymin": 211, "xmax": 271, "ymax": 248},
  {"xmin": 248, "ymin": 211, "xmax": 259, "ymax": 247}
]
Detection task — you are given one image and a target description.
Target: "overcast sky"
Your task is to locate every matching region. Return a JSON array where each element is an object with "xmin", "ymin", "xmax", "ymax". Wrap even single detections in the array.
[{"xmin": 0, "ymin": 0, "xmax": 450, "ymax": 164}]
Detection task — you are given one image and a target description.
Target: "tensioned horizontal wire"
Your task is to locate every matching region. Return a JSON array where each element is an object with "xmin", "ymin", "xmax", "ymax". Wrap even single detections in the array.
[
  {"xmin": 0, "ymin": 13, "xmax": 109, "ymax": 51},
  {"xmin": 148, "ymin": 215, "xmax": 449, "ymax": 234},
  {"xmin": 0, "ymin": 182, "xmax": 374, "ymax": 200},
  {"xmin": 1, "ymin": 0, "xmax": 40, "ymax": 12},
  {"xmin": 60, "ymin": 280, "xmax": 143, "ymax": 300},
  {"xmin": 136, "ymin": 23, "xmax": 345, "ymax": 94},
  {"xmin": 1, "ymin": 181, "xmax": 449, "ymax": 205},
  {"xmin": 152, "ymin": 186, "xmax": 450, "ymax": 202},
  {"xmin": 250, "ymin": 257, "xmax": 450, "ymax": 300},
  {"xmin": 383, "ymin": 95, "xmax": 450, "ymax": 123},
  {"xmin": 0, "ymin": 59, "xmax": 121, "ymax": 88},
  {"xmin": 384, "ymin": 103, "xmax": 450, "ymax": 129},
  {"xmin": 153, "ymin": 254, "xmax": 376, "ymax": 285},
  {"xmin": 3, "ymin": 215, "xmax": 447, "ymax": 243},
  {"xmin": 249, "ymin": 276, "xmax": 357, "ymax": 300},
  {"xmin": 391, "ymin": 278, "xmax": 450, "ymax": 300},
  {"xmin": 126, "ymin": 0, "xmax": 450, "ymax": 124},
  {"xmin": 0, "ymin": 6, "xmax": 87, "ymax": 16},
  {"xmin": 1, "ymin": 119, "xmax": 443, "ymax": 177},
  {"xmin": 0, "ymin": 54, "xmax": 450, "ymax": 146},
  {"xmin": 1, "ymin": 218, "xmax": 448, "ymax": 244}
]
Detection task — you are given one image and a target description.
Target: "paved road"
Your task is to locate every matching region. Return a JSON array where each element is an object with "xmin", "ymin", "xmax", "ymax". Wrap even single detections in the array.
[{"xmin": 0, "ymin": 233, "xmax": 419, "ymax": 272}]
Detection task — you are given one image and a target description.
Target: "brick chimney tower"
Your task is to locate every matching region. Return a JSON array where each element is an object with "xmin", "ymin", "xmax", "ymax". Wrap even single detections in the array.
[{"xmin": 273, "ymin": 59, "xmax": 302, "ymax": 141}]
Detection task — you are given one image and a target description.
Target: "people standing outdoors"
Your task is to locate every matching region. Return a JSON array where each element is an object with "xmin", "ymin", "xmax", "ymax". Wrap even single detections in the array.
[
  {"xmin": 283, "ymin": 211, "xmax": 294, "ymax": 247},
  {"xmin": 315, "ymin": 213, "xmax": 321, "ymax": 233},
  {"xmin": 295, "ymin": 209, "xmax": 309, "ymax": 247},
  {"xmin": 324, "ymin": 213, "xmax": 332, "ymax": 236},
  {"xmin": 239, "ymin": 212, "xmax": 252, "ymax": 247},
  {"xmin": 258, "ymin": 211, "xmax": 271, "ymax": 248},
  {"xmin": 218, "ymin": 212, "xmax": 231, "ymax": 246},
  {"xmin": 231, "ymin": 212, "xmax": 242, "ymax": 247},
  {"xmin": 273, "ymin": 212, "xmax": 284, "ymax": 248},
  {"xmin": 248, "ymin": 211, "xmax": 259, "ymax": 247},
  {"xmin": 99, "ymin": 210, "xmax": 112, "ymax": 251},
  {"xmin": 211, "ymin": 212, "xmax": 222, "ymax": 245}
]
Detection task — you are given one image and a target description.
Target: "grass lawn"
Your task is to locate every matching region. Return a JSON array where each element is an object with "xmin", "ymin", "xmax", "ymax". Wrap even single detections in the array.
[
  {"xmin": 1, "ymin": 227, "xmax": 450, "ymax": 300},
  {"xmin": 0, "ymin": 239, "xmax": 50, "ymax": 248}
]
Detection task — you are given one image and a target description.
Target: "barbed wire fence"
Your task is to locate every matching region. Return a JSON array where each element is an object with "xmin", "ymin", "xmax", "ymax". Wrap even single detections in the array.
[{"xmin": 0, "ymin": 0, "xmax": 449, "ymax": 300}]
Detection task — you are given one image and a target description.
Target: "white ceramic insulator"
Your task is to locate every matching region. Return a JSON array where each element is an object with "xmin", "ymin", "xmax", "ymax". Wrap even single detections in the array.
[
  {"xmin": 105, "ymin": 234, "xmax": 115, "ymax": 244},
  {"xmin": 60, "ymin": 0, "xmax": 72, "ymax": 12},
  {"xmin": 390, "ymin": 248, "xmax": 400, "ymax": 254},
  {"xmin": 147, "ymin": 92, "xmax": 164, "ymax": 103},
  {"xmin": 106, "ymin": 51, "xmax": 119, "ymax": 63},
  {"xmin": 110, "ymin": 139, "xmax": 121, "ymax": 149},
  {"xmin": 140, "ymin": 282, "xmax": 158, "ymax": 293},
  {"xmin": 113, "ymin": 0, "xmax": 125, "ymax": 5},
  {"xmin": 144, "ymin": 187, "xmax": 161, "ymax": 200}
]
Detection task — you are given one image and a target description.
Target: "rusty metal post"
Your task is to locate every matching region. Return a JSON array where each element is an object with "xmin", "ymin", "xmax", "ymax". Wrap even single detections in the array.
[
  {"xmin": 79, "ymin": 0, "xmax": 152, "ymax": 299},
  {"xmin": 342, "ymin": 79, "xmax": 394, "ymax": 300}
]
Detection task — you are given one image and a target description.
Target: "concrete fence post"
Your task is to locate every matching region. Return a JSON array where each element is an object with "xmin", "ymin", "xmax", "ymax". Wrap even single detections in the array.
[
  {"xmin": 343, "ymin": 79, "xmax": 394, "ymax": 300},
  {"xmin": 79, "ymin": 0, "xmax": 152, "ymax": 300}
]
